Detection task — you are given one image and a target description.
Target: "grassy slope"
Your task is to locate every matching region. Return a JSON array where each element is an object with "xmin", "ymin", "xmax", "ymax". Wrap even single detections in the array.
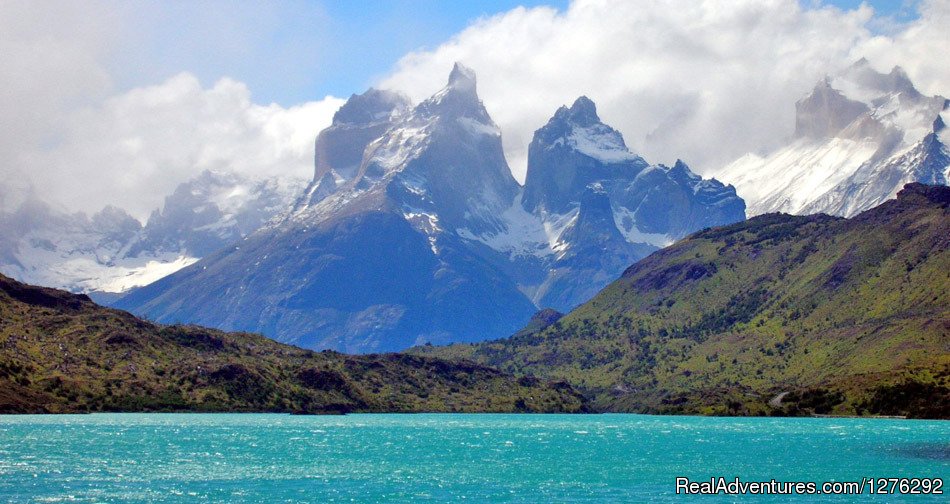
[
  {"xmin": 0, "ymin": 274, "xmax": 587, "ymax": 414},
  {"xmin": 415, "ymin": 184, "xmax": 950, "ymax": 418}
]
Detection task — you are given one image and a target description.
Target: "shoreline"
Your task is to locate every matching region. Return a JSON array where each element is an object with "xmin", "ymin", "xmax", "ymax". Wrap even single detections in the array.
[{"xmin": 0, "ymin": 411, "xmax": 934, "ymax": 420}]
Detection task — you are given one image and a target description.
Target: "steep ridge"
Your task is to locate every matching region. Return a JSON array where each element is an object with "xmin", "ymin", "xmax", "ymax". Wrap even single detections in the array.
[
  {"xmin": 117, "ymin": 65, "xmax": 745, "ymax": 352},
  {"xmin": 0, "ymin": 273, "xmax": 586, "ymax": 414},
  {"xmin": 415, "ymin": 184, "xmax": 950, "ymax": 418},
  {"xmin": 718, "ymin": 59, "xmax": 949, "ymax": 217}
]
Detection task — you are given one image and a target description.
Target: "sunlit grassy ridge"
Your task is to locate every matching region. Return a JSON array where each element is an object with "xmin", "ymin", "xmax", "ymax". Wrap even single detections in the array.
[
  {"xmin": 0, "ymin": 274, "xmax": 587, "ymax": 414},
  {"xmin": 415, "ymin": 184, "xmax": 949, "ymax": 418}
]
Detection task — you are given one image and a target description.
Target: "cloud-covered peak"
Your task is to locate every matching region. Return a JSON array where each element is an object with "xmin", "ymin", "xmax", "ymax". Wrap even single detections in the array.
[
  {"xmin": 795, "ymin": 78, "xmax": 869, "ymax": 139},
  {"xmin": 417, "ymin": 63, "xmax": 490, "ymax": 122},
  {"xmin": 834, "ymin": 59, "xmax": 925, "ymax": 103},
  {"xmin": 448, "ymin": 62, "xmax": 477, "ymax": 90},
  {"xmin": 331, "ymin": 88, "xmax": 411, "ymax": 126}
]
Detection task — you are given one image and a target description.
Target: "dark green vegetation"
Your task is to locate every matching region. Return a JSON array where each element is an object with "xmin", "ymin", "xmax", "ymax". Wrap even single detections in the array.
[
  {"xmin": 414, "ymin": 184, "xmax": 950, "ymax": 418},
  {"xmin": 0, "ymin": 274, "xmax": 587, "ymax": 414}
]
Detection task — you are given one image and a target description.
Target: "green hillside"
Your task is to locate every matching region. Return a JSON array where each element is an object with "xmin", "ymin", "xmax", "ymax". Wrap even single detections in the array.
[
  {"xmin": 0, "ymin": 274, "xmax": 586, "ymax": 414},
  {"xmin": 414, "ymin": 184, "xmax": 950, "ymax": 418}
]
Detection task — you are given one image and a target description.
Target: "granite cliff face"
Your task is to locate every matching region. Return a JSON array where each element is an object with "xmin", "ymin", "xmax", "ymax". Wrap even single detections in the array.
[{"xmin": 303, "ymin": 89, "xmax": 410, "ymax": 206}]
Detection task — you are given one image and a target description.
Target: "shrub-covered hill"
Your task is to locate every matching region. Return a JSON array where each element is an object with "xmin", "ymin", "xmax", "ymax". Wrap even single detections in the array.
[
  {"xmin": 413, "ymin": 184, "xmax": 950, "ymax": 418},
  {"xmin": 0, "ymin": 274, "xmax": 587, "ymax": 414}
]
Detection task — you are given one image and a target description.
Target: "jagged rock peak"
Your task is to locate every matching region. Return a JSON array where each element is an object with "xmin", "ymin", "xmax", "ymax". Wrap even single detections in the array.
[
  {"xmin": 91, "ymin": 205, "xmax": 139, "ymax": 227},
  {"xmin": 553, "ymin": 96, "xmax": 601, "ymax": 127},
  {"xmin": 537, "ymin": 95, "xmax": 635, "ymax": 158},
  {"xmin": 884, "ymin": 65, "xmax": 918, "ymax": 95},
  {"xmin": 557, "ymin": 182, "xmax": 625, "ymax": 247},
  {"xmin": 417, "ymin": 63, "xmax": 490, "ymax": 122},
  {"xmin": 577, "ymin": 183, "xmax": 614, "ymax": 215},
  {"xmin": 332, "ymin": 88, "xmax": 410, "ymax": 126},
  {"xmin": 670, "ymin": 159, "xmax": 694, "ymax": 174},
  {"xmin": 448, "ymin": 62, "xmax": 477, "ymax": 91}
]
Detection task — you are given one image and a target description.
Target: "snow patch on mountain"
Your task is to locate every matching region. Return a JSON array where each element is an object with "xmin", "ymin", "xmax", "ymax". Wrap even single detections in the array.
[
  {"xmin": 455, "ymin": 194, "xmax": 577, "ymax": 260},
  {"xmin": 402, "ymin": 208, "xmax": 443, "ymax": 254},
  {"xmin": 720, "ymin": 137, "xmax": 880, "ymax": 215},
  {"xmin": 0, "ymin": 207, "xmax": 199, "ymax": 294},
  {"xmin": 370, "ymin": 123, "xmax": 432, "ymax": 171},
  {"xmin": 563, "ymin": 126, "xmax": 639, "ymax": 163},
  {"xmin": 96, "ymin": 255, "xmax": 199, "ymax": 293},
  {"xmin": 612, "ymin": 206, "xmax": 674, "ymax": 248},
  {"xmin": 458, "ymin": 117, "xmax": 501, "ymax": 137}
]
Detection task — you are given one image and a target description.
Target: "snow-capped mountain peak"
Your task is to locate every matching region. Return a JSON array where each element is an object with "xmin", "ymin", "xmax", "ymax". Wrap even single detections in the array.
[
  {"xmin": 718, "ymin": 59, "xmax": 949, "ymax": 217},
  {"xmin": 542, "ymin": 96, "xmax": 639, "ymax": 164},
  {"xmin": 0, "ymin": 169, "xmax": 306, "ymax": 297},
  {"xmin": 288, "ymin": 64, "xmax": 518, "ymax": 240},
  {"xmin": 523, "ymin": 96, "xmax": 648, "ymax": 214}
]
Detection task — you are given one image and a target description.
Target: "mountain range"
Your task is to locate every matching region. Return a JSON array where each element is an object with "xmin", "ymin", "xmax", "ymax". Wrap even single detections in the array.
[
  {"xmin": 114, "ymin": 64, "xmax": 744, "ymax": 353},
  {"xmin": 0, "ymin": 170, "xmax": 304, "ymax": 302},
  {"xmin": 5, "ymin": 60, "xmax": 947, "ymax": 358},
  {"xmin": 3, "ymin": 184, "xmax": 944, "ymax": 417},
  {"xmin": 717, "ymin": 58, "xmax": 949, "ymax": 217},
  {"xmin": 414, "ymin": 183, "xmax": 949, "ymax": 418}
]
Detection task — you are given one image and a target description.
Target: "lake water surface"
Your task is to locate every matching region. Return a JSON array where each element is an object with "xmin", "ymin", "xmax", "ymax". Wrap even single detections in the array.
[{"xmin": 1, "ymin": 413, "xmax": 947, "ymax": 502}]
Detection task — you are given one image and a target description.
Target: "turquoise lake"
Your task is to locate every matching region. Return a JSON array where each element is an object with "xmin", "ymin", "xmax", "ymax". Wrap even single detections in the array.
[{"xmin": 0, "ymin": 413, "xmax": 947, "ymax": 502}]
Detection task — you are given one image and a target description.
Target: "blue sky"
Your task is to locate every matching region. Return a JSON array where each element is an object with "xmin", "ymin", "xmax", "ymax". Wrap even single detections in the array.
[
  {"xmin": 822, "ymin": 0, "xmax": 918, "ymax": 18},
  {"xmin": 107, "ymin": 0, "xmax": 914, "ymax": 107},
  {"xmin": 110, "ymin": 0, "xmax": 568, "ymax": 106}
]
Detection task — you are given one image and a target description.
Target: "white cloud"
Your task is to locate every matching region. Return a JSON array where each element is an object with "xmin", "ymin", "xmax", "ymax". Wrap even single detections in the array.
[
  {"xmin": 15, "ymin": 74, "xmax": 342, "ymax": 219},
  {"xmin": 0, "ymin": 0, "xmax": 116, "ymax": 210},
  {"xmin": 380, "ymin": 0, "xmax": 948, "ymax": 180},
  {"xmin": 859, "ymin": 0, "xmax": 950, "ymax": 97},
  {"xmin": 2, "ymin": 0, "xmax": 947, "ymax": 221},
  {"xmin": 0, "ymin": 1, "xmax": 342, "ymax": 219}
]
